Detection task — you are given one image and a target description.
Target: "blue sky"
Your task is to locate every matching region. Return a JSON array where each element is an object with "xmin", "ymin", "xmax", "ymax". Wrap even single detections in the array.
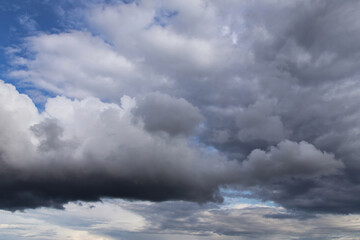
[{"xmin": 0, "ymin": 0, "xmax": 79, "ymax": 109}]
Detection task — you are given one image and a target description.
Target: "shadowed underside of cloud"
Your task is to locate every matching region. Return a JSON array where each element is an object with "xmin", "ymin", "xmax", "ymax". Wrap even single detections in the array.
[
  {"xmin": 0, "ymin": 80, "xmax": 345, "ymax": 212},
  {"xmin": 2, "ymin": 0, "xmax": 360, "ymax": 215},
  {"xmin": 0, "ymin": 80, "xmax": 234, "ymax": 210}
]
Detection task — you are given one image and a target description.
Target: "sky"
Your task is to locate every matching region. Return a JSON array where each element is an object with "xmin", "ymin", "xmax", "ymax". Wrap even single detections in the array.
[{"xmin": 1, "ymin": 0, "xmax": 360, "ymax": 239}]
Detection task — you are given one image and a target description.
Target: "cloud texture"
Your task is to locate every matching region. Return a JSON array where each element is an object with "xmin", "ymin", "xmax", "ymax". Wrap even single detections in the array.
[
  {"xmin": 0, "ymin": 80, "xmax": 244, "ymax": 210},
  {"xmin": 2, "ymin": 0, "xmax": 360, "ymax": 215}
]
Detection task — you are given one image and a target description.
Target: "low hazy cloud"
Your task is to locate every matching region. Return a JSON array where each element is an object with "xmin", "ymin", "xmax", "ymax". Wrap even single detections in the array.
[{"xmin": 1, "ymin": 199, "xmax": 360, "ymax": 240}]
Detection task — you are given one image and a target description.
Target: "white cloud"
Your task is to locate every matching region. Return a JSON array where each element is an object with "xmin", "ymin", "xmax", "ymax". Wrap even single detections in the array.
[{"xmin": 10, "ymin": 31, "xmax": 140, "ymax": 99}]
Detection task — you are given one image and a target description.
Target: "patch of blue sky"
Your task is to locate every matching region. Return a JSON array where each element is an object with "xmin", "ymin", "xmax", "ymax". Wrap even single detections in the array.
[
  {"xmin": 0, "ymin": 1, "xmax": 69, "ymax": 38},
  {"xmin": 121, "ymin": 0, "xmax": 140, "ymax": 5},
  {"xmin": 188, "ymin": 135, "xmax": 200, "ymax": 144},
  {"xmin": 188, "ymin": 136, "xmax": 220, "ymax": 154},
  {"xmin": 220, "ymin": 187, "xmax": 277, "ymax": 208},
  {"xmin": 205, "ymin": 145, "xmax": 219, "ymax": 153},
  {"xmin": 144, "ymin": 5, "xmax": 178, "ymax": 30},
  {"xmin": 153, "ymin": 8, "xmax": 178, "ymax": 27},
  {"xmin": 19, "ymin": 86, "xmax": 57, "ymax": 112}
]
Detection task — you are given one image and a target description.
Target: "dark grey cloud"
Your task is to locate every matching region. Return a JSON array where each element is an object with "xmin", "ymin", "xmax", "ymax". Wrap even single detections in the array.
[
  {"xmin": 0, "ymin": 170, "xmax": 219, "ymax": 211},
  {"xmin": 31, "ymin": 119, "xmax": 72, "ymax": 152},
  {"xmin": 240, "ymin": 140, "xmax": 343, "ymax": 184},
  {"xmin": 134, "ymin": 92, "xmax": 204, "ymax": 136},
  {"xmin": 195, "ymin": 0, "xmax": 360, "ymax": 213},
  {"xmin": 4, "ymin": 0, "xmax": 360, "ymax": 216},
  {"xmin": 235, "ymin": 100, "xmax": 285, "ymax": 143}
]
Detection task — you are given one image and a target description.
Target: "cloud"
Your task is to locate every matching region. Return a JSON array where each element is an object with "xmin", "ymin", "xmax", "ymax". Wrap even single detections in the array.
[
  {"xmin": 0, "ymin": 80, "xmax": 347, "ymax": 213},
  {"xmin": 104, "ymin": 200, "xmax": 360, "ymax": 239},
  {"xmin": 134, "ymin": 92, "xmax": 204, "ymax": 136},
  {"xmin": 2, "ymin": 198, "xmax": 360, "ymax": 240},
  {"xmin": 236, "ymin": 100, "xmax": 285, "ymax": 143},
  {"xmin": 10, "ymin": 31, "xmax": 140, "ymax": 99},
  {"xmin": 87, "ymin": 0, "xmax": 222, "ymax": 71},
  {"xmin": 4, "ymin": 0, "xmax": 360, "ymax": 216},
  {"xmin": 0, "ymin": 80, "xmax": 243, "ymax": 210},
  {"xmin": 241, "ymin": 140, "xmax": 343, "ymax": 184}
]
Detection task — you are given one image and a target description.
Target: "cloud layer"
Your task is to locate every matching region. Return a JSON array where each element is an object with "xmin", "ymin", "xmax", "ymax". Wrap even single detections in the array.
[
  {"xmin": 2, "ymin": 199, "xmax": 360, "ymax": 240},
  {"xmin": 3, "ymin": 0, "xmax": 360, "ymax": 215}
]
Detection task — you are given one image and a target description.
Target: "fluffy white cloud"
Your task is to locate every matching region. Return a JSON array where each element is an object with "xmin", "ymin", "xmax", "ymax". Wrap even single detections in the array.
[
  {"xmin": 87, "ymin": 0, "xmax": 223, "ymax": 69},
  {"xmin": 0, "ymin": 81, "xmax": 39, "ymax": 166},
  {"xmin": 10, "ymin": 31, "xmax": 142, "ymax": 99},
  {"xmin": 9, "ymin": 0, "xmax": 245, "ymax": 103}
]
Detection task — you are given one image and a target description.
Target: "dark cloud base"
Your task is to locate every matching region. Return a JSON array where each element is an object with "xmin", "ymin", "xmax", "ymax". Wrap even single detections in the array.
[{"xmin": 0, "ymin": 168, "xmax": 222, "ymax": 211}]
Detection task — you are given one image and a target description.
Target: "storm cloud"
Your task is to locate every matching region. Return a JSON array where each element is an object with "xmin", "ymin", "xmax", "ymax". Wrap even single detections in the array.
[
  {"xmin": 0, "ymin": 80, "xmax": 240, "ymax": 210},
  {"xmin": 2, "ymin": 0, "xmax": 360, "ymax": 216}
]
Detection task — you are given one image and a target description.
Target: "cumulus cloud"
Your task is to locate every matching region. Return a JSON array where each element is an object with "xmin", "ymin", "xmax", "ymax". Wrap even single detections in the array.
[
  {"xmin": 4, "ymin": 0, "xmax": 360, "ymax": 215},
  {"xmin": 241, "ymin": 140, "xmax": 343, "ymax": 184},
  {"xmin": 134, "ymin": 92, "xmax": 204, "ymax": 136},
  {"xmin": 0, "ymin": 80, "xmax": 242, "ymax": 210},
  {"xmin": 0, "ymin": 80, "xmax": 346, "ymax": 212},
  {"xmin": 0, "ymin": 79, "xmax": 348, "ymax": 213},
  {"xmin": 10, "ymin": 31, "xmax": 141, "ymax": 99}
]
